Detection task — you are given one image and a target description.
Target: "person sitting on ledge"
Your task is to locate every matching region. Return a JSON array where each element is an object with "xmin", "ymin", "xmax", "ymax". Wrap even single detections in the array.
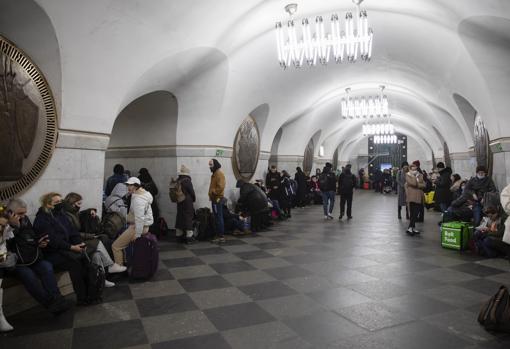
[
  {"xmin": 472, "ymin": 206, "xmax": 508, "ymax": 257},
  {"xmin": 5, "ymin": 199, "xmax": 72, "ymax": 317},
  {"xmin": 33, "ymin": 193, "xmax": 93, "ymax": 306}
]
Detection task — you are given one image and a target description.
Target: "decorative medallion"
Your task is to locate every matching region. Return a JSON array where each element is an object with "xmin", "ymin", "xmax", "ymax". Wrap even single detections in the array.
[
  {"xmin": 474, "ymin": 114, "xmax": 492, "ymax": 175},
  {"xmin": 232, "ymin": 116, "xmax": 260, "ymax": 181},
  {"xmin": 303, "ymin": 138, "xmax": 314, "ymax": 176},
  {"xmin": 0, "ymin": 35, "xmax": 58, "ymax": 200}
]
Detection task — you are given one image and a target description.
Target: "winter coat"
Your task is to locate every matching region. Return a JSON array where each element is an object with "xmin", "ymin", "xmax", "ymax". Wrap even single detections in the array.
[
  {"xmin": 337, "ymin": 170, "xmax": 357, "ymax": 194},
  {"xmin": 500, "ymin": 184, "xmax": 510, "ymax": 244},
  {"xmin": 396, "ymin": 169, "xmax": 407, "ymax": 206},
  {"xmin": 34, "ymin": 208, "xmax": 82, "ymax": 253},
  {"xmin": 238, "ymin": 182, "xmax": 268, "ymax": 214},
  {"xmin": 405, "ymin": 172, "xmax": 425, "ymax": 204},
  {"xmin": 434, "ymin": 167, "xmax": 453, "ymax": 205},
  {"xmin": 465, "ymin": 176, "xmax": 497, "ymax": 201},
  {"xmin": 209, "ymin": 167, "xmax": 226, "ymax": 202},
  {"xmin": 450, "ymin": 179, "xmax": 463, "ymax": 201},
  {"xmin": 294, "ymin": 171, "xmax": 308, "ymax": 199},
  {"xmin": 319, "ymin": 167, "xmax": 337, "ymax": 192},
  {"xmin": 105, "ymin": 183, "xmax": 128, "ymax": 218},
  {"xmin": 176, "ymin": 175, "xmax": 196, "ymax": 231},
  {"xmin": 6, "ymin": 217, "xmax": 42, "ymax": 265},
  {"xmin": 105, "ymin": 173, "xmax": 127, "ymax": 196},
  {"xmin": 127, "ymin": 188, "xmax": 154, "ymax": 237},
  {"xmin": 265, "ymin": 171, "xmax": 282, "ymax": 201}
]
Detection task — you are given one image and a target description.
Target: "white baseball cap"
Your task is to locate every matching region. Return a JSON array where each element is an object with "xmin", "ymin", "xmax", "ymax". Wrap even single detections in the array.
[{"xmin": 125, "ymin": 177, "xmax": 141, "ymax": 185}]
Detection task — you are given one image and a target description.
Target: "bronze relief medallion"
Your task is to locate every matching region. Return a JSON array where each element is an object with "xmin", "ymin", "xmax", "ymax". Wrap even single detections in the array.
[
  {"xmin": 232, "ymin": 116, "xmax": 260, "ymax": 181},
  {"xmin": 0, "ymin": 35, "xmax": 57, "ymax": 200},
  {"xmin": 303, "ymin": 138, "xmax": 314, "ymax": 176}
]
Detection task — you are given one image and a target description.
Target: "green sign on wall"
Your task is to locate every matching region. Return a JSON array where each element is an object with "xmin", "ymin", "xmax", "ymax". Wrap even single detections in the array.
[{"xmin": 215, "ymin": 149, "xmax": 224, "ymax": 157}]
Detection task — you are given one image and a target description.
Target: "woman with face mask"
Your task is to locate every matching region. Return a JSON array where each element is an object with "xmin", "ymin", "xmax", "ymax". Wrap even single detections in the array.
[
  {"xmin": 33, "ymin": 192, "xmax": 92, "ymax": 305},
  {"xmin": 405, "ymin": 164, "xmax": 426, "ymax": 235}
]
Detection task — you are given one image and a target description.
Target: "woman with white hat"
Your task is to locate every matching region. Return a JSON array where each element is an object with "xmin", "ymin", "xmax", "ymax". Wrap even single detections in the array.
[{"xmin": 175, "ymin": 165, "xmax": 196, "ymax": 244}]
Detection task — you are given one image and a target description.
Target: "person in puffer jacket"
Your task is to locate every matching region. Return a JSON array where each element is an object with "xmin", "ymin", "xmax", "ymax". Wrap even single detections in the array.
[
  {"xmin": 105, "ymin": 182, "xmax": 129, "ymax": 219},
  {"xmin": 110, "ymin": 177, "xmax": 153, "ymax": 273}
]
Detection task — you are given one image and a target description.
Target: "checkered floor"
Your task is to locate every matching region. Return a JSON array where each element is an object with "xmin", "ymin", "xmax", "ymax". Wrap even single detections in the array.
[{"xmin": 2, "ymin": 191, "xmax": 510, "ymax": 348}]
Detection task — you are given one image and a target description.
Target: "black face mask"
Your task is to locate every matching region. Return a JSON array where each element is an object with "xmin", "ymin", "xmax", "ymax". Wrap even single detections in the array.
[
  {"xmin": 53, "ymin": 202, "xmax": 64, "ymax": 212},
  {"xmin": 209, "ymin": 166, "xmax": 214, "ymax": 173},
  {"xmin": 19, "ymin": 216, "xmax": 30, "ymax": 228}
]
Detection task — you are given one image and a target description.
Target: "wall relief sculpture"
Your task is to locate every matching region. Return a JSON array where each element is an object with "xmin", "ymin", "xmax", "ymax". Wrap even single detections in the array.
[
  {"xmin": 0, "ymin": 35, "xmax": 57, "ymax": 200},
  {"xmin": 232, "ymin": 116, "xmax": 260, "ymax": 181},
  {"xmin": 303, "ymin": 138, "xmax": 314, "ymax": 175},
  {"xmin": 474, "ymin": 114, "xmax": 492, "ymax": 175}
]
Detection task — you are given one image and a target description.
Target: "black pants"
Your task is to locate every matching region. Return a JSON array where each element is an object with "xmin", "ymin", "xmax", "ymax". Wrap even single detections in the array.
[
  {"xmin": 46, "ymin": 252, "xmax": 88, "ymax": 302},
  {"xmin": 408, "ymin": 202, "xmax": 422, "ymax": 228},
  {"xmin": 340, "ymin": 192, "xmax": 353, "ymax": 217},
  {"xmin": 416, "ymin": 203, "xmax": 425, "ymax": 222}
]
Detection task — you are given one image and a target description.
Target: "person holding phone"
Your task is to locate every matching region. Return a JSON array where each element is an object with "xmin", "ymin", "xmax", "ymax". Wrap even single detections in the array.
[
  {"xmin": 4, "ymin": 199, "xmax": 71, "ymax": 316},
  {"xmin": 34, "ymin": 193, "xmax": 91, "ymax": 305}
]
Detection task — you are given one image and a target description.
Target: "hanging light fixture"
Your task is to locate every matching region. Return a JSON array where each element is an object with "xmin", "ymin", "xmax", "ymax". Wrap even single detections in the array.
[
  {"xmin": 373, "ymin": 134, "xmax": 397, "ymax": 144},
  {"xmin": 341, "ymin": 85, "xmax": 388, "ymax": 119},
  {"xmin": 362, "ymin": 120, "xmax": 394, "ymax": 136},
  {"xmin": 275, "ymin": 0, "xmax": 373, "ymax": 69}
]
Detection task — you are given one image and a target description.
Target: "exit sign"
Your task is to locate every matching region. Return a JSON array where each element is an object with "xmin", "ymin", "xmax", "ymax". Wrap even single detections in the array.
[{"xmin": 215, "ymin": 149, "xmax": 224, "ymax": 157}]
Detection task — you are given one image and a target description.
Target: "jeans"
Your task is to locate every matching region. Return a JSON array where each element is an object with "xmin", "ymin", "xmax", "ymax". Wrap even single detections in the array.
[
  {"xmin": 15, "ymin": 260, "xmax": 61, "ymax": 306},
  {"xmin": 473, "ymin": 201, "xmax": 483, "ymax": 227},
  {"xmin": 340, "ymin": 192, "xmax": 353, "ymax": 217},
  {"xmin": 212, "ymin": 200, "xmax": 225, "ymax": 237},
  {"xmin": 322, "ymin": 191, "xmax": 336, "ymax": 216},
  {"xmin": 91, "ymin": 241, "xmax": 114, "ymax": 270}
]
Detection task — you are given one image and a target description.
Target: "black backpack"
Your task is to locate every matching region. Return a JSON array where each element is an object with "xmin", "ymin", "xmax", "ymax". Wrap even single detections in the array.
[
  {"xmin": 79, "ymin": 209, "xmax": 102, "ymax": 235},
  {"xmin": 478, "ymin": 285, "xmax": 510, "ymax": 333},
  {"xmin": 83, "ymin": 253, "xmax": 105, "ymax": 302},
  {"xmin": 194, "ymin": 208, "xmax": 214, "ymax": 241},
  {"xmin": 318, "ymin": 173, "xmax": 328, "ymax": 189}
]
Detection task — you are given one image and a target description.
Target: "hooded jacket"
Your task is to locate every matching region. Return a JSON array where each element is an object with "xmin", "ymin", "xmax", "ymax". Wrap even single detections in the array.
[
  {"xmin": 128, "ymin": 188, "xmax": 154, "ymax": 237},
  {"xmin": 208, "ymin": 159, "xmax": 226, "ymax": 202},
  {"xmin": 105, "ymin": 182, "xmax": 129, "ymax": 218},
  {"xmin": 434, "ymin": 166, "xmax": 453, "ymax": 204}
]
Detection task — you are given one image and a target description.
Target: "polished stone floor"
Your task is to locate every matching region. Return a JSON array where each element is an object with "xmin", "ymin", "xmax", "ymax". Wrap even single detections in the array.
[{"xmin": 2, "ymin": 191, "xmax": 510, "ymax": 349}]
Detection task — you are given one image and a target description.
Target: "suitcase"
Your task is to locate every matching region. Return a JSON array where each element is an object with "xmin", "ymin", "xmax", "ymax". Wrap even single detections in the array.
[
  {"xmin": 130, "ymin": 233, "xmax": 159, "ymax": 281},
  {"xmin": 441, "ymin": 221, "xmax": 473, "ymax": 250}
]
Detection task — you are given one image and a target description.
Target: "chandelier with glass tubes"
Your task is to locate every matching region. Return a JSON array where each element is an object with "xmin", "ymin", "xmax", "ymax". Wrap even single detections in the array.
[
  {"xmin": 275, "ymin": 0, "xmax": 373, "ymax": 69},
  {"xmin": 373, "ymin": 134, "xmax": 398, "ymax": 144},
  {"xmin": 362, "ymin": 121, "xmax": 394, "ymax": 136},
  {"xmin": 341, "ymin": 85, "xmax": 389, "ymax": 119}
]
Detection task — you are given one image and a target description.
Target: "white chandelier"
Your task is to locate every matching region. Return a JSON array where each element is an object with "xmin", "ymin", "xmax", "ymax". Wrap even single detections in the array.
[
  {"xmin": 373, "ymin": 134, "xmax": 397, "ymax": 144},
  {"xmin": 341, "ymin": 85, "xmax": 389, "ymax": 119},
  {"xmin": 362, "ymin": 121, "xmax": 394, "ymax": 136},
  {"xmin": 275, "ymin": 0, "xmax": 373, "ymax": 69}
]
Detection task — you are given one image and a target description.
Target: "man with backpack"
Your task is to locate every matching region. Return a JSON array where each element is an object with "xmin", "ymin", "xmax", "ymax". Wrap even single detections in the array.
[
  {"xmin": 338, "ymin": 164, "xmax": 357, "ymax": 220},
  {"xmin": 319, "ymin": 163, "xmax": 337, "ymax": 220}
]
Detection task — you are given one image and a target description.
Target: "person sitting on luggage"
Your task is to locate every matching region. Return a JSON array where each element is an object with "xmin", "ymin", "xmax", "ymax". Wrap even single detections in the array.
[
  {"xmin": 33, "ymin": 193, "xmax": 96, "ymax": 306},
  {"xmin": 472, "ymin": 206, "xmax": 508, "ymax": 257},
  {"xmin": 4, "ymin": 199, "xmax": 72, "ymax": 317},
  {"xmin": 104, "ymin": 182, "xmax": 129, "ymax": 219},
  {"xmin": 62, "ymin": 193, "xmax": 116, "ymax": 287},
  {"xmin": 111, "ymin": 177, "xmax": 154, "ymax": 272}
]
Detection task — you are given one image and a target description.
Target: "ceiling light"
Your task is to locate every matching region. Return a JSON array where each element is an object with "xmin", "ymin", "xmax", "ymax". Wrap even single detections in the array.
[
  {"xmin": 275, "ymin": 0, "xmax": 373, "ymax": 69},
  {"xmin": 342, "ymin": 85, "xmax": 389, "ymax": 119},
  {"xmin": 362, "ymin": 120, "xmax": 394, "ymax": 136},
  {"xmin": 373, "ymin": 134, "xmax": 397, "ymax": 144}
]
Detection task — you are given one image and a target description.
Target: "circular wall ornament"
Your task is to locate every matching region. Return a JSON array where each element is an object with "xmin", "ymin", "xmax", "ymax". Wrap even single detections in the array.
[
  {"xmin": 303, "ymin": 138, "xmax": 314, "ymax": 175},
  {"xmin": 232, "ymin": 116, "xmax": 260, "ymax": 181},
  {"xmin": 0, "ymin": 35, "xmax": 58, "ymax": 200}
]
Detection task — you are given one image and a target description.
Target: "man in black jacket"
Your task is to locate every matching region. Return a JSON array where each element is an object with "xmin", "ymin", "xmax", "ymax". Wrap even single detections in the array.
[
  {"xmin": 338, "ymin": 164, "xmax": 357, "ymax": 219},
  {"xmin": 434, "ymin": 162, "xmax": 453, "ymax": 212},
  {"xmin": 465, "ymin": 165, "xmax": 497, "ymax": 226},
  {"xmin": 6, "ymin": 199, "xmax": 71, "ymax": 315},
  {"xmin": 319, "ymin": 163, "xmax": 337, "ymax": 219}
]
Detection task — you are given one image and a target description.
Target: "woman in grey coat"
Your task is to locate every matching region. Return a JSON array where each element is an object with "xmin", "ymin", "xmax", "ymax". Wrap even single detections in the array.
[{"xmin": 396, "ymin": 162, "xmax": 409, "ymax": 219}]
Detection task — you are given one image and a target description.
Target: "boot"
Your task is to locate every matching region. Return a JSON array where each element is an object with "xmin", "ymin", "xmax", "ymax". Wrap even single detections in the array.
[{"xmin": 0, "ymin": 280, "xmax": 14, "ymax": 332}]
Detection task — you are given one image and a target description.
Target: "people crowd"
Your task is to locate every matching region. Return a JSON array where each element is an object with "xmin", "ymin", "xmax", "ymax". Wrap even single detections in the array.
[{"xmin": 1, "ymin": 157, "xmax": 509, "ymax": 334}]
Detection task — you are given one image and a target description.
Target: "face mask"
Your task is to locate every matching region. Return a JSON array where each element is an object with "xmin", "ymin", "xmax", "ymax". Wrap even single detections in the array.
[
  {"xmin": 477, "ymin": 174, "xmax": 485, "ymax": 179},
  {"xmin": 410, "ymin": 170, "xmax": 417, "ymax": 175},
  {"xmin": 73, "ymin": 205, "xmax": 80, "ymax": 213},
  {"xmin": 53, "ymin": 202, "xmax": 64, "ymax": 212}
]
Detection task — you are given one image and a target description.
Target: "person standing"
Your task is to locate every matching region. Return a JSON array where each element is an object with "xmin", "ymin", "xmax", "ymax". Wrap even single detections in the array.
[
  {"xmin": 175, "ymin": 165, "xmax": 196, "ymax": 244},
  {"xmin": 338, "ymin": 164, "xmax": 357, "ymax": 219},
  {"xmin": 396, "ymin": 162, "xmax": 409, "ymax": 219},
  {"xmin": 209, "ymin": 159, "xmax": 226, "ymax": 244},
  {"xmin": 434, "ymin": 162, "xmax": 453, "ymax": 213},
  {"xmin": 266, "ymin": 165, "xmax": 282, "ymax": 208},
  {"xmin": 105, "ymin": 164, "xmax": 127, "ymax": 196},
  {"xmin": 294, "ymin": 167, "xmax": 308, "ymax": 208},
  {"xmin": 405, "ymin": 163, "xmax": 426, "ymax": 235},
  {"xmin": 358, "ymin": 168, "xmax": 365, "ymax": 188},
  {"xmin": 138, "ymin": 168, "xmax": 160, "ymax": 227},
  {"xmin": 412, "ymin": 160, "xmax": 427, "ymax": 222},
  {"xmin": 320, "ymin": 163, "xmax": 337, "ymax": 220}
]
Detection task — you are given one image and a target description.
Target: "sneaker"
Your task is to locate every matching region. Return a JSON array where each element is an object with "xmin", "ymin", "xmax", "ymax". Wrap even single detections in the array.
[
  {"xmin": 406, "ymin": 228, "xmax": 415, "ymax": 236},
  {"xmin": 327, "ymin": 214, "xmax": 334, "ymax": 220},
  {"xmin": 109, "ymin": 263, "xmax": 127, "ymax": 274},
  {"xmin": 338, "ymin": 215, "xmax": 343, "ymax": 220},
  {"xmin": 347, "ymin": 216, "xmax": 353, "ymax": 220},
  {"xmin": 324, "ymin": 216, "xmax": 329, "ymax": 220},
  {"xmin": 412, "ymin": 228, "xmax": 421, "ymax": 234},
  {"xmin": 211, "ymin": 236, "xmax": 226, "ymax": 244},
  {"xmin": 104, "ymin": 280, "xmax": 116, "ymax": 288}
]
